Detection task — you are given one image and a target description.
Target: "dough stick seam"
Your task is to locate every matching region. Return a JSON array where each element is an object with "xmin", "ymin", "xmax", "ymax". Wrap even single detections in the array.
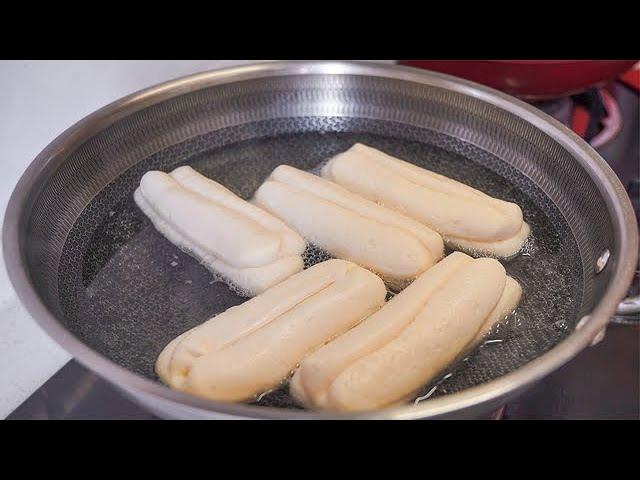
[
  {"xmin": 266, "ymin": 178, "xmax": 430, "ymax": 252},
  {"xmin": 287, "ymin": 302, "xmax": 388, "ymax": 393},
  {"xmin": 137, "ymin": 186, "xmax": 303, "ymax": 298},
  {"xmin": 165, "ymin": 279, "xmax": 339, "ymax": 377},
  {"xmin": 171, "ymin": 167, "xmax": 300, "ymax": 251},
  {"xmin": 297, "ymin": 257, "xmax": 471, "ymax": 402},
  {"xmin": 322, "ymin": 145, "xmax": 527, "ymax": 254},
  {"xmin": 220, "ymin": 282, "xmax": 338, "ymax": 353},
  {"xmin": 358, "ymin": 161, "xmax": 512, "ymax": 230},
  {"xmin": 342, "ymin": 144, "xmax": 496, "ymax": 204},
  {"xmin": 136, "ymin": 189, "xmax": 258, "ymax": 270},
  {"xmin": 139, "ymin": 178, "xmax": 271, "ymax": 246}
]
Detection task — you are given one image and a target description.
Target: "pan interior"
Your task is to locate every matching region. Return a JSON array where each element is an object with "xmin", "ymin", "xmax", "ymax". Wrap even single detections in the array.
[{"xmin": 56, "ymin": 117, "xmax": 583, "ymax": 409}]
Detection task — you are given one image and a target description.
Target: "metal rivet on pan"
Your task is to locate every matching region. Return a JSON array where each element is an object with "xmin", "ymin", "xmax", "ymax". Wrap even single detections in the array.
[
  {"xmin": 595, "ymin": 249, "xmax": 610, "ymax": 273},
  {"xmin": 576, "ymin": 315, "xmax": 590, "ymax": 330}
]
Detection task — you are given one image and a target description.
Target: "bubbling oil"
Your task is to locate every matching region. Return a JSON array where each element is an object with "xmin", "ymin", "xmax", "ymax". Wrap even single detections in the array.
[{"xmin": 66, "ymin": 127, "xmax": 582, "ymax": 412}]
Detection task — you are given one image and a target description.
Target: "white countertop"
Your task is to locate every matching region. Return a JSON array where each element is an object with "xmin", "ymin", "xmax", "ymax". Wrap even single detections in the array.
[{"xmin": 0, "ymin": 60, "xmax": 394, "ymax": 418}]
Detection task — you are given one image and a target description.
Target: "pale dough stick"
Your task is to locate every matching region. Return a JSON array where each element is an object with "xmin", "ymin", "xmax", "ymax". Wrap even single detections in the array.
[
  {"xmin": 184, "ymin": 266, "xmax": 385, "ymax": 402},
  {"xmin": 290, "ymin": 252, "xmax": 471, "ymax": 409},
  {"xmin": 170, "ymin": 166, "xmax": 306, "ymax": 256},
  {"xmin": 135, "ymin": 186, "xmax": 301, "ymax": 296},
  {"xmin": 253, "ymin": 180, "xmax": 433, "ymax": 286},
  {"xmin": 323, "ymin": 149, "xmax": 517, "ymax": 240},
  {"xmin": 138, "ymin": 171, "xmax": 281, "ymax": 268},
  {"xmin": 161, "ymin": 259, "xmax": 349, "ymax": 384},
  {"xmin": 332, "ymin": 144, "xmax": 521, "ymax": 215},
  {"xmin": 440, "ymin": 275, "xmax": 524, "ymax": 378},
  {"xmin": 326, "ymin": 258, "xmax": 507, "ymax": 411},
  {"xmin": 268, "ymin": 165, "xmax": 444, "ymax": 259},
  {"xmin": 135, "ymin": 168, "xmax": 306, "ymax": 295},
  {"xmin": 156, "ymin": 260, "xmax": 386, "ymax": 403},
  {"xmin": 291, "ymin": 254, "xmax": 521, "ymax": 412},
  {"xmin": 156, "ymin": 329, "xmax": 195, "ymax": 388},
  {"xmin": 322, "ymin": 143, "xmax": 529, "ymax": 258}
]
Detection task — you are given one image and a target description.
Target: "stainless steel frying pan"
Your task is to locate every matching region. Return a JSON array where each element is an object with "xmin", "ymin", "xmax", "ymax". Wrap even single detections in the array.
[{"xmin": 3, "ymin": 61, "xmax": 637, "ymax": 419}]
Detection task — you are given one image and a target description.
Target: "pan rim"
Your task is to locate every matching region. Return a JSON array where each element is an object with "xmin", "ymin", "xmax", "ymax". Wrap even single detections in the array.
[{"xmin": 3, "ymin": 60, "xmax": 637, "ymax": 419}]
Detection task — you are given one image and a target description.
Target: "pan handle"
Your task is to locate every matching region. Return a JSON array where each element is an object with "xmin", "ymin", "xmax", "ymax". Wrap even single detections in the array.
[
  {"xmin": 613, "ymin": 295, "xmax": 640, "ymax": 323},
  {"xmin": 617, "ymin": 295, "xmax": 640, "ymax": 315}
]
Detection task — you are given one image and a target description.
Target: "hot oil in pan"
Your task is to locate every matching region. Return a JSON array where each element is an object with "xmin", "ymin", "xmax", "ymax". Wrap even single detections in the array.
[{"xmin": 58, "ymin": 120, "xmax": 583, "ymax": 410}]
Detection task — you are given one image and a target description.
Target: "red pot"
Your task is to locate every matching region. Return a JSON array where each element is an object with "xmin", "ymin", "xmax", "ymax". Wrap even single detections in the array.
[{"xmin": 399, "ymin": 60, "xmax": 638, "ymax": 100}]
